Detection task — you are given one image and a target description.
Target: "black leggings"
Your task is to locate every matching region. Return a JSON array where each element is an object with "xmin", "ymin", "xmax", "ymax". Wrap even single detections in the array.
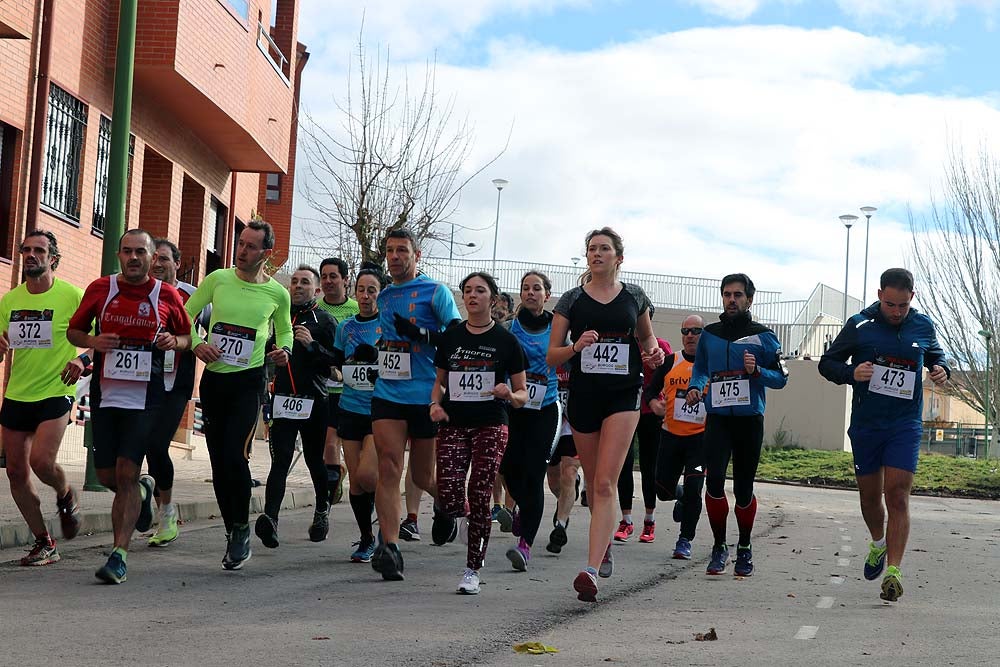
[
  {"xmin": 617, "ymin": 412, "xmax": 661, "ymax": 512},
  {"xmin": 655, "ymin": 430, "xmax": 706, "ymax": 540},
  {"xmin": 265, "ymin": 396, "xmax": 329, "ymax": 519},
  {"xmin": 704, "ymin": 414, "xmax": 764, "ymax": 506},
  {"xmin": 145, "ymin": 388, "xmax": 192, "ymax": 495},
  {"xmin": 500, "ymin": 402, "xmax": 559, "ymax": 546},
  {"xmin": 200, "ymin": 368, "xmax": 264, "ymax": 533}
]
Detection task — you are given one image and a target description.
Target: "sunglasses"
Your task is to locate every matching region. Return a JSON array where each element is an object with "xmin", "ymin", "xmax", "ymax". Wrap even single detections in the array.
[{"xmin": 680, "ymin": 327, "xmax": 703, "ymax": 336}]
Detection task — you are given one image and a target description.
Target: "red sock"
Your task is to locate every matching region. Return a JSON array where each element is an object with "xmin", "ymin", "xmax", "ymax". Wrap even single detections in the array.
[
  {"xmin": 407, "ymin": 513, "xmax": 418, "ymax": 523},
  {"xmin": 734, "ymin": 496, "xmax": 757, "ymax": 547},
  {"xmin": 704, "ymin": 493, "xmax": 729, "ymax": 547}
]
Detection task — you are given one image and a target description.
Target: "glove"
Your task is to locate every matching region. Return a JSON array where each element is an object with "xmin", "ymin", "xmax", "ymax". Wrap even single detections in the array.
[
  {"xmin": 393, "ymin": 313, "xmax": 428, "ymax": 344},
  {"xmin": 353, "ymin": 343, "xmax": 378, "ymax": 364}
]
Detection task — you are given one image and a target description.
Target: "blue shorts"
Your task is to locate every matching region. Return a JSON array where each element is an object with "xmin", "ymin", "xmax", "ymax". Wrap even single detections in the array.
[{"xmin": 847, "ymin": 422, "xmax": 922, "ymax": 475}]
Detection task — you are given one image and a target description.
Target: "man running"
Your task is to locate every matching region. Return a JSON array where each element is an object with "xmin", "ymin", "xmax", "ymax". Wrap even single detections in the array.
[
  {"xmin": 370, "ymin": 228, "xmax": 461, "ymax": 581},
  {"xmin": 67, "ymin": 229, "xmax": 191, "ymax": 583},
  {"xmin": 185, "ymin": 220, "xmax": 292, "ymax": 570},
  {"xmin": 686, "ymin": 273, "xmax": 787, "ymax": 577},
  {"xmin": 0, "ymin": 230, "xmax": 86, "ymax": 566},
  {"xmin": 545, "ymin": 363, "xmax": 581, "ymax": 554},
  {"xmin": 819, "ymin": 268, "xmax": 949, "ymax": 602},
  {"xmin": 317, "ymin": 258, "xmax": 360, "ymax": 506}
]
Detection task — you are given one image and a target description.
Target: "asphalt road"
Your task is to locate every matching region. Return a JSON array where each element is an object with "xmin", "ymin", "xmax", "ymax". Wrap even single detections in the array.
[{"xmin": 1, "ymin": 482, "xmax": 997, "ymax": 666}]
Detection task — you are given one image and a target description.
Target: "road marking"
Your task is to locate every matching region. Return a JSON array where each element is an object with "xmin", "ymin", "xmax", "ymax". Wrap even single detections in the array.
[
  {"xmin": 838, "ymin": 558, "xmax": 850, "ymax": 567},
  {"xmin": 830, "ymin": 576, "xmax": 846, "ymax": 585},
  {"xmin": 795, "ymin": 626, "xmax": 819, "ymax": 640},
  {"xmin": 838, "ymin": 527, "xmax": 848, "ymax": 532},
  {"xmin": 843, "ymin": 535, "xmax": 852, "ymax": 541},
  {"xmin": 842, "ymin": 545, "xmax": 853, "ymax": 552},
  {"xmin": 816, "ymin": 596, "xmax": 835, "ymax": 609},
  {"xmin": 833, "ymin": 520, "xmax": 843, "ymax": 524}
]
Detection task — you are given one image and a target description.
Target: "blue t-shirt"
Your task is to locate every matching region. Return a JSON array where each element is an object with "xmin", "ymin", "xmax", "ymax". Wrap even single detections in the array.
[
  {"xmin": 334, "ymin": 313, "xmax": 382, "ymax": 416},
  {"xmin": 510, "ymin": 317, "xmax": 558, "ymax": 409},
  {"xmin": 372, "ymin": 275, "xmax": 461, "ymax": 405}
]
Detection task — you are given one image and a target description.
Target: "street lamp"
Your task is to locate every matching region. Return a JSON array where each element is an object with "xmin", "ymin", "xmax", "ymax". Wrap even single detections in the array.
[
  {"xmin": 570, "ymin": 256, "xmax": 581, "ymax": 266},
  {"xmin": 448, "ymin": 223, "xmax": 476, "ymax": 260},
  {"xmin": 491, "ymin": 178, "xmax": 508, "ymax": 275},
  {"xmin": 860, "ymin": 206, "xmax": 877, "ymax": 303},
  {"xmin": 979, "ymin": 327, "xmax": 992, "ymax": 457},
  {"xmin": 839, "ymin": 214, "xmax": 858, "ymax": 323}
]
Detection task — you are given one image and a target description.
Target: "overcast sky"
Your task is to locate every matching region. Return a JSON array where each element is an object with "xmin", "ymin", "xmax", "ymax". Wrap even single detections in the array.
[{"xmin": 289, "ymin": 0, "xmax": 1000, "ymax": 305}]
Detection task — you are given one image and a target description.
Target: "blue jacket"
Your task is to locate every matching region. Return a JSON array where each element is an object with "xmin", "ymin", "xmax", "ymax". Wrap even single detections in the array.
[
  {"xmin": 818, "ymin": 302, "xmax": 950, "ymax": 428},
  {"xmin": 689, "ymin": 311, "xmax": 788, "ymax": 416}
]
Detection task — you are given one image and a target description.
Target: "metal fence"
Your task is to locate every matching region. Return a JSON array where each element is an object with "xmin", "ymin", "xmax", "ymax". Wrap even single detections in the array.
[{"xmin": 920, "ymin": 424, "xmax": 992, "ymax": 458}]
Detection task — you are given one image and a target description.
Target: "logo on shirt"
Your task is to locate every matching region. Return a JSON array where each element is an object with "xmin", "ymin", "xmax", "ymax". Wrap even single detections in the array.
[{"xmin": 138, "ymin": 302, "xmax": 151, "ymax": 317}]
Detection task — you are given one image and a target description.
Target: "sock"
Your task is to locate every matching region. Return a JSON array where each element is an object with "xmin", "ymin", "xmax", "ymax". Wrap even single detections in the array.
[
  {"xmin": 406, "ymin": 512, "xmax": 418, "ymax": 523},
  {"xmin": 112, "ymin": 547, "xmax": 128, "ymax": 563},
  {"xmin": 349, "ymin": 493, "xmax": 374, "ymax": 538},
  {"xmin": 704, "ymin": 493, "xmax": 729, "ymax": 547},
  {"xmin": 555, "ymin": 519, "xmax": 567, "ymax": 529},
  {"xmin": 622, "ymin": 513, "xmax": 633, "ymax": 525},
  {"xmin": 644, "ymin": 512, "xmax": 655, "ymax": 523},
  {"xmin": 584, "ymin": 565, "xmax": 598, "ymax": 576},
  {"xmin": 734, "ymin": 496, "xmax": 758, "ymax": 547},
  {"xmin": 873, "ymin": 536, "xmax": 886, "ymax": 548},
  {"xmin": 162, "ymin": 502, "xmax": 177, "ymax": 518},
  {"xmin": 36, "ymin": 531, "xmax": 52, "ymax": 543}
]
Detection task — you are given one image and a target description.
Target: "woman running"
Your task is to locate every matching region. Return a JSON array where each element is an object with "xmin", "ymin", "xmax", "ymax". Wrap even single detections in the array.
[
  {"xmin": 500, "ymin": 270, "xmax": 561, "ymax": 572},
  {"xmin": 431, "ymin": 272, "xmax": 528, "ymax": 595},
  {"xmin": 547, "ymin": 227, "xmax": 664, "ymax": 602},
  {"xmin": 332, "ymin": 266, "xmax": 385, "ymax": 563}
]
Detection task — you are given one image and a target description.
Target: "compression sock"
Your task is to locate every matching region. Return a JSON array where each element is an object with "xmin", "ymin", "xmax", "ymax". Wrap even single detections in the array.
[
  {"xmin": 704, "ymin": 493, "xmax": 730, "ymax": 547},
  {"xmin": 734, "ymin": 496, "xmax": 758, "ymax": 547}
]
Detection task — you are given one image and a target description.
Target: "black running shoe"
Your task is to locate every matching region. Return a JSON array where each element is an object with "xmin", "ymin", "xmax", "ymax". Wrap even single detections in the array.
[
  {"xmin": 399, "ymin": 517, "xmax": 421, "ymax": 542},
  {"xmin": 225, "ymin": 524, "xmax": 252, "ymax": 570},
  {"xmin": 135, "ymin": 475, "xmax": 155, "ymax": 533},
  {"xmin": 308, "ymin": 508, "xmax": 330, "ymax": 542},
  {"xmin": 380, "ymin": 543, "xmax": 405, "ymax": 581},
  {"xmin": 371, "ymin": 544, "xmax": 386, "ymax": 574},
  {"xmin": 546, "ymin": 523, "xmax": 568, "ymax": 554},
  {"xmin": 255, "ymin": 513, "xmax": 279, "ymax": 548},
  {"xmin": 431, "ymin": 504, "xmax": 457, "ymax": 546}
]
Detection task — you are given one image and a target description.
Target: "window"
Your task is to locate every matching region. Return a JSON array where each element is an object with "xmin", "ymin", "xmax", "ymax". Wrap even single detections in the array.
[
  {"xmin": 221, "ymin": 0, "xmax": 249, "ymax": 20},
  {"xmin": 0, "ymin": 122, "xmax": 18, "ymax": 258},
  {"xmin": 265, "ymin": 173, "xmax": 280, "ymax": 202},
  {"xmin": 210, "ymin": 196, "xmax": 228, "ymax": 253},
  {"xmin": 41, "ymin": 85, "xmax": 87, "ymax": 223},
  {"xmin": 92, "ymin": 115, "xmax": 135, "ymax": 236}
]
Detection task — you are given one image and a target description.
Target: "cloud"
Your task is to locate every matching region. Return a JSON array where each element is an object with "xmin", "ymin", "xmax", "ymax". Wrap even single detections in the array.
[
  {"xmin": 685, "ymin": 0, "xmax": 1000, "ymax": 24},
  {"xmin": 683, "ymin": 0, "xmax": 768, "ymax": 20}
]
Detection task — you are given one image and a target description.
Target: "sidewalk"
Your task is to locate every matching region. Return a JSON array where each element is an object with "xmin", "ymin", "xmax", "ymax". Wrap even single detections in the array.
[{"xmin": 0, "ymin": 425, "xmax": 323, "ymax": 550}]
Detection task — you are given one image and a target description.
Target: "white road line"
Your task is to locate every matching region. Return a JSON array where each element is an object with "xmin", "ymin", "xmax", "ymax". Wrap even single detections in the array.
[
  {"xmin": 838, "ymin": 527, "xmax": 848, "ymax": 532},
  {"xmin": 833, "ymin": 520, "xmax": 843, "ymax": 524},
  {"xmin": 843, "ymin": 535, "xmax": 852, "ymax": 541},
  {"xmin": 830, "ymin": 576, "xmax": 846, "ymax": 585},
  {"xmin": 795, "ymin": 626, "xmax": 820, "ymax": 640},
  {"xmin": 838, "ymin": 558, "xmax": 850, "ymax": 567},
  {"xmin": 816, "ymin": 596, "xmax": 835, "ymax": 609},
  {"xmin": 842, "ymin": 545, "xmax": 853, "ymax": 552}
]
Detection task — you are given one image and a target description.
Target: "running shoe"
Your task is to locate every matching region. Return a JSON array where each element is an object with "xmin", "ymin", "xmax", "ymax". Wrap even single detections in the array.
[
  {"xmin": 575, "ymin": 472, "xmax": 581, "ymax": 501},
  {"xmin": 599, "ymin": 544, "xmax": 614, "ymax": 578},
  {"xmin": 330, "ymin": 474, "xmax": 344, "ymax": 506},
  {"xmin": 457, "ymin": 568, "xmax": 481, "ymax": 595},
  {"xmin": 880, "ymin": 565, "xmax": 904, "ymax": 602},
  {"xmin": 496, "ymin": 506, "xmax": 514, "ymax": 533},
  {"xmin": 506, "ymin": 538, "xmax": 531, "ymax": 572},
  {"xmin": 706, "ymin": 544, "xmax": 729, "ymax": 575},
  {"xmin": 672, "ymin": 536, "xmax": 692, "ymax": 560},
  {"xmin": 20, "ymin": 535, "xmax": 59, "ymax": 566},
  {"xmin": 638, "ymin": 520, "xmax": 655, "ymax": 543},
  {"xmin": 581, "ymin": 489, "xmax": 588, "ymax": 508},
  {"xmin": 308, "ymin": 508, "xmax": 330, "ymax": 542},
  {"xmin": 613, "ymin": 520, "xmax": 634, "ymax": 542},
  {"xmin": 380, "ymin": 543, "xmax": 405, "ymax": 581},
  {"xmin": 399, "ymin": 517, "xmax": 421, "ymax": 541},
  {"xmin": 225, "ymin": 524, "xmax": 252, "ymax": 570},
  {"xmin": 135, "ymin": 475, "xmax": 156, "ymax": 533},
  {"xmin": 255, "ymin": 513, "xmax": 279, "ymax": 548},
  {"xmin": 672, "ymin": 484, "xmax": 684, "ymax": 523},
  {"xmin": 864, "ymin": 541, "xmax": 887, "ymax": 580},
  {"xmin": 511, "ymin": 507, "xmax": 521, "ymax": 537},
  {"xmin": 371, "ymin": 544, "xmax": 386, "ymax": 573},
  {"xmin": 574, "ymin": 570, "xmax": 598, "ymax": 602},
  {"xmin": 547, "ymin": 523, "xmax": 568, "ymax": 554},
  {"xmin": 491, "ymin": 504, "xmax": 502, "ymax": 522},
  {"xmin": 148, "ymin": 509, "xmax": 179, "ymax": 547},
  {"xmin": 734, "ymin": 545, "xmax": 754, "ymax": 576},
  {"xmin": 457, "ymin": 516, "xmax": 469, "ymax": 545},
  {"xmin": 350, "ymin": 537, "xmax": 376, "ymax": 563},
  {"xmin": 431, "ymin": 504, "xmax": 458, "ymax": 546},
  {"xmin": 95, "ymin": 551, "xmax": 127, "ymax": 584},
  {"xmin": 56, "ymin": 486, "xmax": 81, "ymax": 540}
]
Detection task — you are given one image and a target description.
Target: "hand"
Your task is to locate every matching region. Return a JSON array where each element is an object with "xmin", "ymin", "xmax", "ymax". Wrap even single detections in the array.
[
  {"xmin": 267, "ymin": 346, "xmax": 289, "ymax": 367},
  {"xmin": 492, "ymin": 382, "xmax": 513, "ymax": 401},
  {"xmin": 0, "ymin": 332, "xmax": 9, "ymax": 357},
  {"xmin": 393, "ymin": 313, "xmax": 425, "ymax": 342},
  {"xmin": 193, "ymin": 342, "xmax": 222, "ymax": 363},
  {"xmin": 573, "ymin": 330, "xmax": 599, "ymax": 352},
  {"xmin": 649, "ymin": 398, "xmax": 666, "ymax": 417},
  {"xmin": 743, "ymin": 350, "xmax": 757, "ymax": 375},
  {"xmin": 642, "ymin": 346, "xmax": 665, "ymax": 367},
  {"xmin": 155, "ymin": 331, "xmax": 177, "ymax": 351},
  {"xmin": 853, "ymin": 361, "xmax": 874, "ymax": 382},
  {"xmin": 685, "ymin": 388, "xmax": 702, "ymax": 406},
  {"xmin": 60, "ymin": 357, "xmax": 84, "ymax": 385},
  {"xmin": 929, "ymin": 364, "xmax": 948, "ymax": 386},
  {"xmin": 92, "ymin": 333, "xmax": 121, "ymax": 353},
  {"xmin": 430, "ymin": 403, "xmax": 449, "ymax": 423},
  {"xmin": 293, "ymin": 324, "xmax": 314, "ymax": 347}
]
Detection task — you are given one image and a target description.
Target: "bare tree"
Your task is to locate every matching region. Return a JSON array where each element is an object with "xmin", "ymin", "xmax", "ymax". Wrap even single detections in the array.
[
  {"xmin": 909, "ymin": 143, "xmax": 1000, "ymax": 428},
  {"xmin": 298, "ymin": 35, "xmax": 508, "ymax": 268}
]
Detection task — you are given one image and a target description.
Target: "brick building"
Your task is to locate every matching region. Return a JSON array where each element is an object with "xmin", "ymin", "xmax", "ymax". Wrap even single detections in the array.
[{"xmin": 0, "ymin": 0, "xmax": 306, "ymax": 296}]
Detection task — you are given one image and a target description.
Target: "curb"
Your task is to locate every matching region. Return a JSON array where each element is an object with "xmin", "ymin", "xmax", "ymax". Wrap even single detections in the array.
[{"xmin": 758, "ymin": 477, "xmax": 1000, "ymax": 501}]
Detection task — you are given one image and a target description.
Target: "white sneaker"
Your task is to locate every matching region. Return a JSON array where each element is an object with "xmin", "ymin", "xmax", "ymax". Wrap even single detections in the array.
[
  {"xmin": 457, "ymin": 568, "xmax": 480, "ymax": 595},
  {"xmin": 458, "ymin": 517, "xmax": 469, "ymax": 546}
]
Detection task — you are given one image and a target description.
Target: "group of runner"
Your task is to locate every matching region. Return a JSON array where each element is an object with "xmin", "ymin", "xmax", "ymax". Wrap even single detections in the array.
[{"xmin": 0, "ymin": 222, "xmax": 948, "ymax": 604}]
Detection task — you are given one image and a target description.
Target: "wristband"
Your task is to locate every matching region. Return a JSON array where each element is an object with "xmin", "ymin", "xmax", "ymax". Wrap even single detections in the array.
[{"xmin": 77, "ymin": 353, "xmax": 92, "ymax": 367}]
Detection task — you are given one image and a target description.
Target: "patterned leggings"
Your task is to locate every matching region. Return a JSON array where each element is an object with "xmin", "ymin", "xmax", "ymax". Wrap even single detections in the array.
[{"xmin": 435, "ymin": 424, "xmax": 509, "ymax": 570}]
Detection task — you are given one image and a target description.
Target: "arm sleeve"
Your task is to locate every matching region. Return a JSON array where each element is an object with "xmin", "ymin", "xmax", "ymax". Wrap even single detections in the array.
[
  {"xmin": 308, "ymin": 315, "xmax": 338, "ymax": 366},
  {"xmin": 272, "ymin": 287, "xmax": 293, "ymax": 351},
  {"xmin": 818, "ymin": 322, "xmax": 858, "ymax": 385},
  {"xmin": 758, "ymin": 332, "xmax": 789, "ymax": 390},
  {"xmin": 923, "ymin": 319, "xmax": 951, "ymax": 378},
  {"xmin": 689, "ymin": 334, "xmax": 710, "ymax": 393},
  {"xmin": 642, "ymin": 356, "xmax": 674, "ymax": 406},
  {"xmin": 184, "ymin": 272, "xmax": 216, "ymax": 348}
]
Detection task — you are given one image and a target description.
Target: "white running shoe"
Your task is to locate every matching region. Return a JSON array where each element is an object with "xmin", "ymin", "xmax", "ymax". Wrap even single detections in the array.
[{"xmin": 457, "ymin": 568, "xmax": 480, "ymax": 595}]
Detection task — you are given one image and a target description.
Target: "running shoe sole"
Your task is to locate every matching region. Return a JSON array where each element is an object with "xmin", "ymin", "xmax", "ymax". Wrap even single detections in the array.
[
  {"xmin": 672, "ymin": 550, "xmax": 691, "ymax": 560},
  {"xmin": 135, "ymin": 475, "xmax": 155, "ymax": 533},
  {"xmin": 255, "ymin": 515, "xmax": 279, "ymax": 549},
  {"xmin": 880, "ymin": 575, "xmax": 903, "ymax": 602},
  {"xmin": 399, "ymin": 521, "xmax": 421, "ymax": 541},
  {"xmin": 57, "ymin": 487, "xmax": 81, "ymax": 540},
  {"xmin": 148, "ymin": 530, "xmax": 178, "ymax": 547},
  {"xmin": 95, "ymin": 561, "xmax": 126, "ymax": 584},
  {"xmin": 574, "ymin": 571, "xmax": 598, "ymax": 602},
  {"xmin": 546, "ymin": 525, "xmax": 568, "ymax": 554},
  {"xmin": 506, "ymin": 547, "xmax": 527, "ymax": 572},
  {"xmin": 222, "ymin": 552, "xmax": 251, "ymax": 571}
]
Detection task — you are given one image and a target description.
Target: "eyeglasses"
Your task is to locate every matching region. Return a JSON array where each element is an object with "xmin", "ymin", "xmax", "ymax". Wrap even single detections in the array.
[{"xmin": 680, "ymin": 327, "xmax": 703, "ymax": 336}]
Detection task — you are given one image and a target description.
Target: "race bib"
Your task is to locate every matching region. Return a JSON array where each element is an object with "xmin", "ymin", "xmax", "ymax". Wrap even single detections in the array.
[
  {"xmin": 558, "ymin": 388, "xmax": 569, "ymax": 413},
  {"xmin": 379, "ymin": 341, "xmax": 412, "ymax": 380},
  {"xmin": 211, "ymin": 322, "xmax": 255, "ymax": 368},
  {"xmin": 273, "ymin": 394, "xmax": 314, "ymax": 420},
  {"xmin": 163, "ymin": 350, "xmax": 176, "ymax": 374},
  {"xmin": 448, "ymin": 370, "xmax": 496, "ymax": 402},
  {"xmin": 103, "ymin": 344, "xmax": 152, "ymax": 382},
  {"xmin": 710, "ymin": 371, "xmax": 751, "ymax": 407},
  {"xmin": 524, "ymin": 372, "xmax": 548, "ymax": 410},
  {"xmin": 673, "ymin": 388, "xmax": 706, "ymax": 424},
  {"xmin": 868, "ymin": 357, "xmax": 917, "ymax": 400},
  {"xmin": 580, "ymin": 338, "xmax": 629, "ymax": 375},
  {"xmin": 8, "ymin": 310, "xmax": 54, "ymax": 349},
  {"xmin": 344, "ymin": 364, "xmax": 377, "ymax": 392},
  {"xmin": 324, "ymin": 377, "xmax": 344, "ymax": 391}
]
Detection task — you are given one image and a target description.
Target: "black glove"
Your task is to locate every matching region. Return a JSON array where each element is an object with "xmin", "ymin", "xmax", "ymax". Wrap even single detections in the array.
[
  {"xmin": 393, "ymin": 313, "xmax": 428, "ymax": 344},
  {"xmin": 353, "ymin": 343, "xmax": 378, "ymax": 364}
]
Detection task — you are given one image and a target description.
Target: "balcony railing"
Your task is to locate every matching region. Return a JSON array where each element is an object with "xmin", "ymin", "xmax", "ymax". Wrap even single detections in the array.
[{"xmin": 257, "ymin": 22, "xmax": 289, "ymax": 84}]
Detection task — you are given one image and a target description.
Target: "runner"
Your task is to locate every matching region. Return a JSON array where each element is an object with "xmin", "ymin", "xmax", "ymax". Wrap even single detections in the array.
[
  {"xmin": 686, "ymin": 273, "xmax": 788, "ymax": 576},
  {"xmin": 332, "ymin": 265, "xmax": 386, "ymax": 562},
  {"xmin": 67, "ymin": 229, "xmax": 191, "ymax": 583},
  {"xmin": 256, "ymin": 265, "xmax": 337, "ymax": 548},
  {"xmin": 500, "ymin": 271, "xmax": 560, "ymax": 572},
  {"xmin": 819, "ymin": 268, "xmax": 949, "ymax": 601},
  {"xmin": 185, "ymin": 220, "xmax": 292, "ymax": 571},
  {"xmin": 490, "ymin": 290, "xmax": 516, "ymax": 529},
  {"xmin": 547, "ymin": 227, "xmax": 665, "ymax": 602},
  {"xmin": 0, "ymin": 230, "xmax": 85, "ymax": 566},
  {"xmin": 317, "ymin": 257, "xmax": 360, "ymax": 506},
  {"xmin": 431, "ymin": 272, "xmax": 528, "ymax": 594},
  {"xmin": 545, "ymin": 363, "xmax": 580, "ymax": 554},
  {"xmin": 144, "ymin": 239, "xmax": 208, "ymax": 547},
  {"xmin": 370, "ymin": 228, "xmax": 461, "ymax": 581},
  {"xmin": 643, "ymin": 315, "xmax": 707, "ymax": 560}
]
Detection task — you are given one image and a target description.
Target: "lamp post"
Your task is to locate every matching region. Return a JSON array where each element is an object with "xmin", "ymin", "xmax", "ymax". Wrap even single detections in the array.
[
  {"xmin": 839, "ymin": 214, "xmax": 858, "ymax": 323},
  {"xmin": 860, "ymin": 206, "xmax": 877, "ymax": 303},
  {"xmin": 448, "ymin": 223, "xmax": 476, "ymax": 260},
  {"xmin": 491, "ymin": 178, "xmax": 508, "ymax": 275},
  {"xmin": 979, "ymin": 327, "xmax": 992, "ymax": 457}
]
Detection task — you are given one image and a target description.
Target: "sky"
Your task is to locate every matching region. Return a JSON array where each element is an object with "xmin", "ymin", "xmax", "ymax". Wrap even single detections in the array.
[{"xmin": 289, "ymin": 0, "xmax": 1000, "ymax": 306}]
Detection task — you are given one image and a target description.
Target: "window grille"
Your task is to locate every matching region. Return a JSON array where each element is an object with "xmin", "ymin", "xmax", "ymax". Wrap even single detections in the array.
[
  {"xmin": 41, "ymin": 85, "xmax": 88, "ymax": 222},
  {"xmin": 92, "ymin": 116, "xmax": 135, "ymax": 235}
]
